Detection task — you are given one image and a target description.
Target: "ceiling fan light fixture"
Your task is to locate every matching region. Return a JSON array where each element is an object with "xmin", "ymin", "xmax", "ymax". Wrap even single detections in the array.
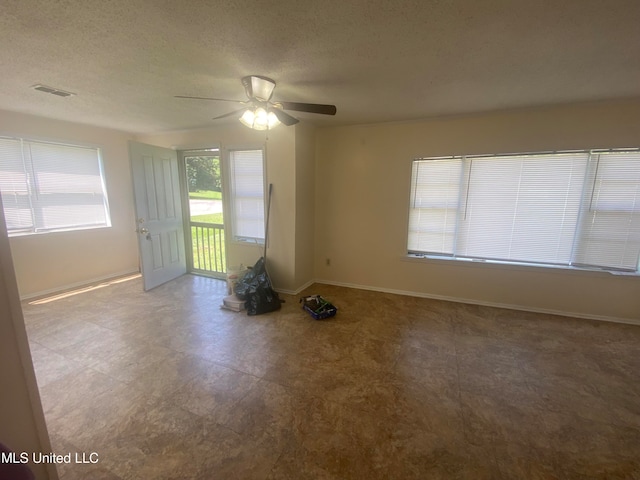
[
  {"xmin": 239, "ymin": 106, "xmax": 281, "ymax": 130},
  {"xmin": 239, "ymin": 108, "xmax": 255, "ymax": 127},
  {"xmin": 178, "ymin": 74, "xmax": 336, "ymax": 129}
]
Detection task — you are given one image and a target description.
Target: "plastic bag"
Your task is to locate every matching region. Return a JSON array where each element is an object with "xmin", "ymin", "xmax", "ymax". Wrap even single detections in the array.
[
  {"xmin": 234, "ymin": 257, "xmax": 281, "ymax": 315},
  {"xmin": 234, "ymin": 259, "xmax": 260, "ymax": 301}
]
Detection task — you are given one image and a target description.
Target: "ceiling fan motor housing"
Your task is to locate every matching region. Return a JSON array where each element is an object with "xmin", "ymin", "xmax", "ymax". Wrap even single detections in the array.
[{"xmin": 242, "ymin": 75, "xmax": 276, "ymax": 102}]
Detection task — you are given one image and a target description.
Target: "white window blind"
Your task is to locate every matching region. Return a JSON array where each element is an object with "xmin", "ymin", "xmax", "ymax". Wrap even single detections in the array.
[
  {"xmin": 229, "ymin": 149, "xmax": 265, "ymax": 242},
  {"xmin": 0, "ymin": 137, "xmax": 111, "ymax": 235},
  {"xmin": 0, "ymin": 138, "xmax": 32, "ymax": 231},
  {"xmin": 408, "ymin": 158, "xmax": 462, "ymax": 255},
  {"xmin": 408, "ymin": 150, "xmax": 640, "ymax": 273},
  {"xmin": 458, "ymin": 153, "xmax": 588, "ymax": 265},
  {"xmin": 574, "ymin": 152, "xmax": 640, "ymax": 270}
]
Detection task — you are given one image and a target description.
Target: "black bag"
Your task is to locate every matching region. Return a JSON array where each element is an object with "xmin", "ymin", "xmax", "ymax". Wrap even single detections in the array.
[{"xmin": 234, "ymin": 257, "xmax": 281, "ymax": 315}]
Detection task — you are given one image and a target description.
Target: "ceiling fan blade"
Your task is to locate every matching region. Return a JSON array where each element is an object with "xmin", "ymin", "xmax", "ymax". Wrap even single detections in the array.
[
  {"xmin": 212, "ymin": 108, "xmax": 246, "ymax": 120},
  {"xmin": 278, "ymin": 101, "xmax": 337, "ymax": 115},
  {"xmin": 272, "ymin": 108, "xmax": 299, "ymax": 126},
  {"xmin": 175, "ymin": 95, "xmax": 244, "ymax": 104}
]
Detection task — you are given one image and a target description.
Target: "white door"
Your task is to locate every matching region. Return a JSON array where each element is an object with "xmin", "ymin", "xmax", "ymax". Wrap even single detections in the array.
[{"xmin": 130, "ymin": 141, "xmax": 186, "ymax": 290}]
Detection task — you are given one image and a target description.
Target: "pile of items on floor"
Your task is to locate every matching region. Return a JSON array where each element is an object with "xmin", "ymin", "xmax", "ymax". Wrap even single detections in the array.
[
  {"xmin": 221, "ymin": 257, "xmax": 281, "ymax": 315},
  {"xmin": 222, "ymin": 258, "xmax": 337, "ymax": 320}
]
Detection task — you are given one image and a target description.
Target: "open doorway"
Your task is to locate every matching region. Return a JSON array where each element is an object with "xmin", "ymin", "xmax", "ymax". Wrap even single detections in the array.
[{"xmin": 181, "ymin": 149, "xmax": 226, "ymax": 278}]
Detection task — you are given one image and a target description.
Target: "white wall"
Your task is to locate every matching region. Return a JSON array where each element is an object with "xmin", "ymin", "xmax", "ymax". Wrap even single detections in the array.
[
  {"xmin": 0, "ymin": 110, "xmax": 139, "ymax": 298},
  {"xmin": 315, "ymin": 100, "xmax": 640, "ymax": 322}
]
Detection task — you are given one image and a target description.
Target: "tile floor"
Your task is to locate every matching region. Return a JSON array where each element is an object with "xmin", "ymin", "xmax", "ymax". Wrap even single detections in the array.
[{"xmin": 22, "ymin": 274, "xmax": 640, "ymax": 479}]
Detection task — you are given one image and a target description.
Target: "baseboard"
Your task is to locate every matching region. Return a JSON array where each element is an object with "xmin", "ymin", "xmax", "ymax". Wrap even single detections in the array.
[
  {"xmin": 21, "ymin": 272, "xmax": 638, "ymax": 326},
  {"xmin": 313, "ymin": 279, "xmax": 640, "ymax": 327},
  {"xmin": 274, "ymin": 278, "xmax": 315, "ymax": 296},
  {"xmin": 20, "ymin": 269, "xmax": 141, "ymax": 301}
]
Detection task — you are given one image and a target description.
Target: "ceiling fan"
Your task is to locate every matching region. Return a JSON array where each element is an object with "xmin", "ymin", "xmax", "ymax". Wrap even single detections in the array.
[{"xmin": 175, "ymin": 75, "xmax": 337, "ymax": 130}]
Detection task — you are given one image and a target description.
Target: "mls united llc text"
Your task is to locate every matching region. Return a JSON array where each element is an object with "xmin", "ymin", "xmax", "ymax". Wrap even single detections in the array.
[{"xmin": 1, "ymin": 451, "xmax": 99, "ymax": 464}]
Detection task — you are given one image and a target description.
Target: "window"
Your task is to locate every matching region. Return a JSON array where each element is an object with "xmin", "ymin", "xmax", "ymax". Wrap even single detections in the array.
[
  {"xmin": 228, "ymin": 148, "xmax": 265, "ymax": 243},
  {"xmin": 408, "ymin": 150, "xmax": 640, "ymax": 273},
  {"xmin": 0, "ymin": 137, "xmax": 111, "ymax": 236}
]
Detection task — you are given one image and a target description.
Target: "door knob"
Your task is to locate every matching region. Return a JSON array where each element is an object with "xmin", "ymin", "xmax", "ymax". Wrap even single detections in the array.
[{"xmin": 138, "ymin": 227, "xmax": 149, "ymax": 234}]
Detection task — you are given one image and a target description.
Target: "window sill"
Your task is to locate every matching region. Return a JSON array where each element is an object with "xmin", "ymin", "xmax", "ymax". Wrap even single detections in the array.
[
  {"xmin": 7, "ymin": 225, "xmax": 112, "ymax": 238},
  {"xmin": 232, "ymin": 237, "xmax": 265, "ymax": 247},
  {"xmin": 402, "ymin": 253, "xmax": 639, "ymax": 277}
]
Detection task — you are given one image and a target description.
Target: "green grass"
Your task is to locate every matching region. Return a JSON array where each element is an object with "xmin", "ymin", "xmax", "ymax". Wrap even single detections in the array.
[
  {"xmin": 191, "ymin": 224, "xmax": 226, "ymax": 273},
  {"xmin": 188, "ymin": 190, "xmax": 222, "ymax": 200},
  {"xmin": 187, "ymin": 189, "xmax": 225, "ymax": 272},
  {"xmin": 191, "ymin": 212, "xmax": 224, "ymax": 224}
]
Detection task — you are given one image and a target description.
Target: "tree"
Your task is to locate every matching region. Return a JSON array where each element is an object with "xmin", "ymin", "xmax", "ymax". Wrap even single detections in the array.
[{"xmin": 186, "ymin": 156, "xmax": 221, "ymax": 192}]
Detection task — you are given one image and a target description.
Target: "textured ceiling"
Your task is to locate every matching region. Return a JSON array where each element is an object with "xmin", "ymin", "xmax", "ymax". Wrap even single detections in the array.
[{"xmin": 1, "ymin": 0, "xmax": 639, "ymax": 134}]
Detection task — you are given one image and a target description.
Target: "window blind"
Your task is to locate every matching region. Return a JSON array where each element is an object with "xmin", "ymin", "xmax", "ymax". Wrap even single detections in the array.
[
  {"xmin": 408, "ymin": 158, "xmax": 461, "ymax": 255},
  {"xmin": 229, "ymin": 149, "xmax": 265, "ymax": 242},
  {"xmin": 574, "ymin": 152, "xmax": 640, "ymax": 270},
  {"xmin": 0, "ymin": 137, "xmax": 110, "ymax": 235},
  {"xmin": 408, "ymin": 150, "xmax": 640, "ymax": 273},
  {"xmin": 458, "ymin": 153, "xmax": 587, "ymax": 265},
  {"xmin": 0, "ymin": 138, "xmax": 32, "ymax": 231}
]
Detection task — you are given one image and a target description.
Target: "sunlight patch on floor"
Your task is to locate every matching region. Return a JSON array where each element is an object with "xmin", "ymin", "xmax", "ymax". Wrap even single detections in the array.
[{"xmin": 28, "ymin": 273, "xmax": 142, "ymax": 305}]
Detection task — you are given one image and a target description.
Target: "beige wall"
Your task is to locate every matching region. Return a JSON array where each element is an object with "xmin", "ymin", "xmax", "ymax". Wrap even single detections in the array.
[
  {"xmin": 315, "ymin": 100, "xmax": 640, "ymax": 322},
  {"xmin": 294, "ymin": 123, "xmax": 316, "ymax": 288},
  {"xmin": 0, "ymin": 198, "xmax": 57, "ymax": 479},
  {"xmin": 4, "ymin": 101, "xmax": 638, "ymax": 320},
  {"xmin": 0, "ymin": 110, "xmax": 139, "ymax": 298},
  {"xmin": 137, "ymin": 124, "xmax": 302, "ymax": 292}
]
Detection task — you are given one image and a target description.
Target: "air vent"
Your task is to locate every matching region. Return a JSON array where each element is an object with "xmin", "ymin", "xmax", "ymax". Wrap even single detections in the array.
[{"xmin": 31, "ymin": 84, "xmax": 76, "ymax": 98}]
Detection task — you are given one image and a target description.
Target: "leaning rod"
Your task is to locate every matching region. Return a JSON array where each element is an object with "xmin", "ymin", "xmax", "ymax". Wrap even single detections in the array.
[{"xmin": 264, "ymin": 183, "xmax": 273, "ymax": 260}]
